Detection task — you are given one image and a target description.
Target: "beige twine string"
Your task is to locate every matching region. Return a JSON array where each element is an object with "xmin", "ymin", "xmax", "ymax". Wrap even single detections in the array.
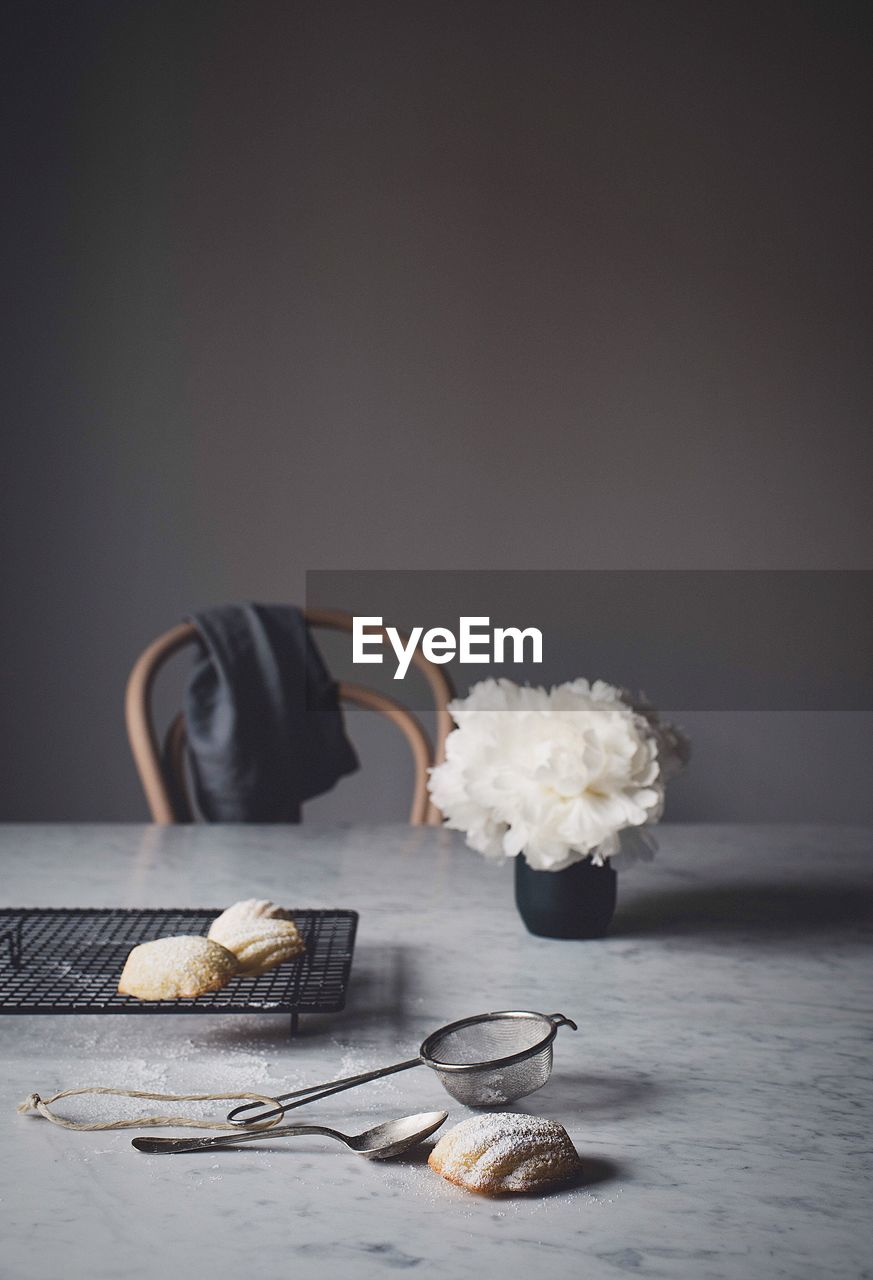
[{"xmin": 17, "ymin": 1087, "xmax": 285, "ymax": 1131}]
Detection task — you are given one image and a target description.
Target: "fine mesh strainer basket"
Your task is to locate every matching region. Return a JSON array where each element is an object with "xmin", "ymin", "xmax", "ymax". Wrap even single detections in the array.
[
  {"xmin": 419, "ymin": 1010, "xmax": 573, "ymax": 1105},
  {"xmin": 227, "ymin": 1010, "xmax": 577, "ymax": 1126}
]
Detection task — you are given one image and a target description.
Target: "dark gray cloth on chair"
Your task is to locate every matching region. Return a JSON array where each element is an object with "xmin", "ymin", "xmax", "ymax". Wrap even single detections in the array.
[{"xmin": 184, "ymin": 604, "xmax": 359, "ymax": 822}]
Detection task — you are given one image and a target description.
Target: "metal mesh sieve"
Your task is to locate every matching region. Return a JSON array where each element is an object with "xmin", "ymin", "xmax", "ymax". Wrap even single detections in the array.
[
  {"xmin": 419, "ymin": 1011, "xmax": 575, "ymax": 1105},
  {"xmin": 227, "ymin": 1009, "xmax": 577, "ymax": 1126}
]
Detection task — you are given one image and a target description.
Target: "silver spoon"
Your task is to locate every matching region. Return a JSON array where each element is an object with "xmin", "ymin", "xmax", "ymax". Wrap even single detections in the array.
[{"xmin": 131, "ymin": 1110, "xmax": 448, "ymax": 1157}]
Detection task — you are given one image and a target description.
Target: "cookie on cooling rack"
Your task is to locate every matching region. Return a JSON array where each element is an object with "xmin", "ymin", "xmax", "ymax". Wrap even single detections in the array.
[
  {"xmin": 117, "ymin": 936, "xmax": 240, "ymax": 1000},
  {"xmin": 207, "ymin": 913, "xmax": 304, "ymax": 978},
  {"xmin": 427, "ymin": 1113, "xmax": 582, "ymax": 1195},
  {"xmin": 208, "ymin": 898, "xmax": 292, "ymax": 927}
]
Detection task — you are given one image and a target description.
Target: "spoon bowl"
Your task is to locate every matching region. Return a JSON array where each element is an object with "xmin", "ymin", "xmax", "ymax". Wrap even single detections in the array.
[
  {"xmin": 132, "ymin": 1110, "xmax": 448, "ymax": 1158},
  {"xmin": 347, "ymin": 1111, "xmax": 449, "ymax": 1159}
]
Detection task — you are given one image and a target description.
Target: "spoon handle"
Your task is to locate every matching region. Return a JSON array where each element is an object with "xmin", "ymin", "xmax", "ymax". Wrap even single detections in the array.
[{"xmin": 132, "ymin": 1123, "xmax": 343, "ymax": 1155}]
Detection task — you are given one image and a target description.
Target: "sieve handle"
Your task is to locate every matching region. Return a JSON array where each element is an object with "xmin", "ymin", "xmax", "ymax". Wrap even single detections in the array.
[
  {"xmin": 225, "ymin": 1058, "xmax": 424, "ymax": 1127},
  {"xmin": 548, "ymin": 1013, "xmax": 578, "ymax": 1031}
]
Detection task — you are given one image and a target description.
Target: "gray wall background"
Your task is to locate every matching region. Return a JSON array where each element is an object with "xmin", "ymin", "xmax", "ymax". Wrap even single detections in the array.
[{"xmin": 3, "ymin": 0, "xmax": 872, "ymax": 823}]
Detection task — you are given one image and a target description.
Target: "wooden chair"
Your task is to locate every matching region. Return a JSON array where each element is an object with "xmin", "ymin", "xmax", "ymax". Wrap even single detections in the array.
[{"xmin": 125, "ymin": 608, "xmax": 454, "ymax": 826}]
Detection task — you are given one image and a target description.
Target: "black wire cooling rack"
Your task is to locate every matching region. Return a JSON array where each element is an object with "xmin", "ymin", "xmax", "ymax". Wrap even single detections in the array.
[{"xmin": 0, "ymin": 907, "xmax": 358, "ymax": 1034}]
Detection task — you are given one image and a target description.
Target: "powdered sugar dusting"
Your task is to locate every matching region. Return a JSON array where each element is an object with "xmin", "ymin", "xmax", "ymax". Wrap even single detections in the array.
[
  {"xmin": 117, "ymin": 936, "xmax": 239, "ymax": 999},
  {"xmin": 428, "ymin": 1112, "xmax": 582, "ymax": 1194}
]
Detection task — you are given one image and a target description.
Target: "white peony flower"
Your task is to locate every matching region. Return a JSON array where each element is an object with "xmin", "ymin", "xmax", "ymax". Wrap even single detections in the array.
[{"xmin": 428, "ymin": 678, "xmax": 689, "ymax": 872}]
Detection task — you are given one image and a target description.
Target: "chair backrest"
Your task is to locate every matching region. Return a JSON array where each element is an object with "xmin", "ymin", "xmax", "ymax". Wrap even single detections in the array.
[{"xmin": 125, "ymin": 608, "xmax": 454, "ymax": 826}]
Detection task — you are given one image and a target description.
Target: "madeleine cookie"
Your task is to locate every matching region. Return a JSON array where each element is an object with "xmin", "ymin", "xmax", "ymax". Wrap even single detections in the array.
[
  {"xmin": 207, "ymin": 916, "xmax": 304, "ymax": 977},
  {"xmin": 427, "ymin": 1113, "xmax": 582, "ymax": 1195},
  {"xmin": 209, "ymin": 898, "xmax": 292, "ymax": 929},
  {"xmin": 118, "ymin": 936, "xmax": 240, "ymax": 1000}
]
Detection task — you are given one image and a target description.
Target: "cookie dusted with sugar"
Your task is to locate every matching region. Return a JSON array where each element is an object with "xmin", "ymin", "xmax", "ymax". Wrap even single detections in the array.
[
  {"xmin": 118, "ymin": 936, "xmax": 240, "ymax": 1000},
  {"xmin": 208, "ymin": 916, "xmax": 304, "ymax": 977},
  {"xmin": 427, "ymin": 1113, "xmax": 582, "ymax": 1194},
  {"xmin": 209, "ymin": 898, "xmax": 291, "ymax": 928}
]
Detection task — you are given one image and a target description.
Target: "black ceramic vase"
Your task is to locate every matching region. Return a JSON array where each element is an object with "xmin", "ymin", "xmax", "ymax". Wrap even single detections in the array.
[{"xmin": 514, "ymin": 855, "xmax": 617, "ymax": 939}]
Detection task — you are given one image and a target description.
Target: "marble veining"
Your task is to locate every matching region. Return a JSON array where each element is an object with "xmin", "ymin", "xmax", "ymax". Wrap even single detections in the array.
[{"xmin": 1, "ymin": 823, "xmax": 871, "ymax": 1279}]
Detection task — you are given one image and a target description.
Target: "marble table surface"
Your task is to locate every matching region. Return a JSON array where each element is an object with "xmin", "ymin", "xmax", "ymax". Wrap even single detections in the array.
[{"xmin": 1, "ymin": 823, "xmax": 871, "ymax": 1280}]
